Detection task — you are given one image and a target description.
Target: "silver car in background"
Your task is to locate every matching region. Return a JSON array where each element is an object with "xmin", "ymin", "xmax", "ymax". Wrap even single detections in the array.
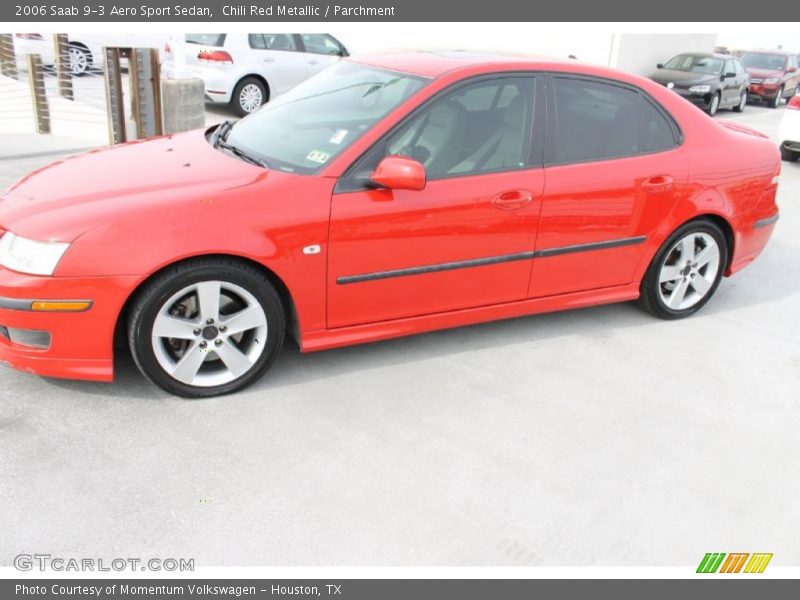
[{"xmin": 162, "ymin": 33, "xmax": 348, "ymax": 116}]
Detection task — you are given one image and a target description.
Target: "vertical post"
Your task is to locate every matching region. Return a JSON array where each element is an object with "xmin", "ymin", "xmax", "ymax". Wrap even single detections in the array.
[
  {"xmin": 103, "ymin": 47, "xmax": 126, "ymax": 144},
  {"xmin": 53, "ymin": 34, "xmax": 74, "ymax": 100},
  {"xmin": 27, "ymin": 54, "xmax": 50, "ymax": 134},
  {"xmin": 0, "ymin": 33, "xmax": 18, "ymax": 79},
  {"xmin": 129, "ymin": 47, "xmax": 164, "ymax": 139}
]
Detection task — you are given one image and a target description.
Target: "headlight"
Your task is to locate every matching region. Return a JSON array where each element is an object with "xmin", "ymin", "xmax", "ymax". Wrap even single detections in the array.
[
  {"xmin": 764, "ymin": 77, "xmax": 781, "ymax": 84},
  {"xmin": 689, "ymin": 85, "xmax": 711, "ymax": 94},
  {"xmin": 0, "ymin": 232, "xmax": 70, "ymax": 276}
]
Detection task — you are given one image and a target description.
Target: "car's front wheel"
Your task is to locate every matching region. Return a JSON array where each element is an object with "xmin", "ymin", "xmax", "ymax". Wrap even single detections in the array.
[
  {"xmin": 706, "ymin": 92, "xmax": 720, "ymax": 116},
  {"xmin": 128, "ymin": 258, "xmax": 285, "ymax": 398},
  {"xmin": 768, "ymin": 85, "xmax": 784, "ymax": 108},
  {"xmin": 637, "ymin": 220, "xmax": 728, "ymax": 320},
  {"xmin": 68, "ymin": 44, "xmax": 91, "ymax": 76},
  {"xmin": 733, "ymin": 89, "xmax": 747, "ymax": 112}
]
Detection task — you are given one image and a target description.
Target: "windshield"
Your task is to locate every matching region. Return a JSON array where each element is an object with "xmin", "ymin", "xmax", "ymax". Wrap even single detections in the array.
[
  {"xmin": 741, "ymin": 53, "xmax": 787, "ymax": 71},
  {"xmin": 663, "ymin": 54, "xmax": 723, "ymax": 74},
  {"xmin": 225, "ymin": 62, "xmax": 428, "ymax": 174}
]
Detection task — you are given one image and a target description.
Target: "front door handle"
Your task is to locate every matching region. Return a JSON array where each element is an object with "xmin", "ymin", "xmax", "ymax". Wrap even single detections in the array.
[
  {"xmin": 308, "ymin": 59, "xmax": 319, "ymax": 66},
  {"xmin": 642, "ymin": 175, "xmax": 674, "ymax": 193},
  {"xmin": 263, "ymin": 57, "xmax": 275, "ymax": 63},
  {"xmin": 491, "ymin": 189, "xmax": 534, "ymax": 210}
]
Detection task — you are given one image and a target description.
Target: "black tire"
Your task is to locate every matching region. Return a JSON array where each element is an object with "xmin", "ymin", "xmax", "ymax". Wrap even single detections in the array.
[
  {"xmin": 767, "ymin": 86, "xmax": 783, "ymax": 108},
  {"xmin": 780, "ymin": 143, "xmax": 799, "ymax": 162},
  {"xmin": 637, "ymin": 219, "xmax": 729, "ymax": 320},
  {"xmin": 231, "ymin": 77, "xmax": 268, "ymax": 117},
  {"xmin": 68, "ymin": 43, "xmax": 91, "ymax": 76},
  {"xmin": 706, "ymin": 92, "xmax": 720, "ymax": 116},
  {"xmin": 732, "ymin": 89, "xmax": 747, "ymax": 112},
  {"xmin": 127, "ymin": 258, "xmax": 285, "ymax": 398}
]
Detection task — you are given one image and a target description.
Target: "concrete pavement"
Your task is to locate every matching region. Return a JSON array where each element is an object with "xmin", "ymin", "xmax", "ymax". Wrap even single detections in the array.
[{"xmin": 0, "ymin": 104, "xmax": 798, "ymax": 567}]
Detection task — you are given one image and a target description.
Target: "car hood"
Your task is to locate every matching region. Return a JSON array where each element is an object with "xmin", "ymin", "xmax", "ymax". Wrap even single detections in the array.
[
  {"xmin": 650, "ymin": 69, "xmax": 718, "ymax": 87},
  {"xmin": 746, "ymin": 67, "xmax": 783, "ymax": 79},
  {"xmin": 0, "ymin": 130, "xmax": 273, "ymax": 242}
]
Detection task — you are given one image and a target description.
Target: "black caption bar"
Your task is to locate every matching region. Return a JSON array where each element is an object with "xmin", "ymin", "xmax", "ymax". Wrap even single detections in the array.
[
  {"xmin": 4, "ymin": 580, "xmax": 800, "ymax": 600},
  {"xmin": 3, "ymin": 0, "xmax": 799, "ymax": 21}
]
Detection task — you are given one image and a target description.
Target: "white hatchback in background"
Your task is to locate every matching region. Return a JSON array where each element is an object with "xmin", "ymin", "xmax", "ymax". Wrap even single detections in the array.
[
  {"xmin": 162, "ymin": 33, "xmax": 349, "ymax": 116},
  {"xmin": 777, "ymin": 94, "xmax": 800, "ymax": 161}
]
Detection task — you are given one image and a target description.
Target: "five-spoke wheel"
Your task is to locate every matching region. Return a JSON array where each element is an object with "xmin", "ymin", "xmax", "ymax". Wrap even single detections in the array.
[
  {"xmin": 128, "ymin": 259, "xmax": 285, "ymax": 397},
  {"xmin": 638, "ymin": 219, "xmax": 728, "ymax": 319}
]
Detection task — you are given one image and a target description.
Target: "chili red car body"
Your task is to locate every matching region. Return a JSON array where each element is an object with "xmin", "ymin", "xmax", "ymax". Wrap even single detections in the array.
[{"xmin": 0, "ymin": 52, "xmax": 780, "ymax": 385}]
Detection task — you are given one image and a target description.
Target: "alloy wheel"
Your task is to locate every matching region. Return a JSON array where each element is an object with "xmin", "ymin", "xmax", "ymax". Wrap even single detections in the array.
[
  {"xmin": 239, "ymin": 84, "xmax": 263, "ymax": 113},
  {"xmin": 150, "ymin": 280, "xmax": 268, "ymax": 387},
  {"xmin": 68, "ymin": 46, "xmax": 88, "ymax": 75},
  {"xmin": 708, "ymin": 94, "xmax": 719, "ymax": 116},
  {"xmin": 657, "ymin": 232, "xmax": 721, "ymax": 311}
]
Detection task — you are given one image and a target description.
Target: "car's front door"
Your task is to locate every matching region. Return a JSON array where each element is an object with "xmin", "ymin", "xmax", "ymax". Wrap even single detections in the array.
[
  {"xmin": 248, "ymin": 33, "xmax": 310, "ymax": 95},
  {"xmin": 722, "ymin": 59, "xmax": 740, "ymax": 105},
  {"xmin": 327, "ymin": 75, "xmax": 545, "ymax": 328},
  {"xmin": 529, "ymin": 75, "xmax": 689, "ymax": 298}
]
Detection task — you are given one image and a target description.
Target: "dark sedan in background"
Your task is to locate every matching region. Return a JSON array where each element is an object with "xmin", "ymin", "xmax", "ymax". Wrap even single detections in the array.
[{"xmin": 650, "ymin": 53, "xmax": 749, "ymax": 116}]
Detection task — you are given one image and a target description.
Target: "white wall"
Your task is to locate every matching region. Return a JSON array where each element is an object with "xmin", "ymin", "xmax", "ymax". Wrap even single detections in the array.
[{"xmin": 609, "ymin": 33, "xmax": 718, "ymax": 76}]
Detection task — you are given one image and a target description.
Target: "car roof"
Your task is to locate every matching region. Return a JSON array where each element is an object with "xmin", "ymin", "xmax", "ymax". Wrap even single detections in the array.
[
  {"xmin": 347, "ymin": 50, "xmax": 574, "ymax": 79},
  {"xmin": 743, "ymin": 49, "xmax": 794, "ymax": 56},
  {"xmin": 672, "ymin": 52, "xmax": 737, "ymax": 60}
]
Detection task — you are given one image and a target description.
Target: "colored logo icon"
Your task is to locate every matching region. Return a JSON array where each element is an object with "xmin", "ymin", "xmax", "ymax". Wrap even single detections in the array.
[{"xmin": 697, "ymin": 553, "xmax": 773, "ymax": 573}]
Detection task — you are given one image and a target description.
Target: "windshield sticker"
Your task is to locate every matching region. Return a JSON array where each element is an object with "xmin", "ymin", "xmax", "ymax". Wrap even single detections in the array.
[
  {"xmin": 329, "ymin": 129, "xmax": 349, "ymax": 144},
  {"xmin": 307, "ymin": 150, "xmax": 331, "ymax": 164}
]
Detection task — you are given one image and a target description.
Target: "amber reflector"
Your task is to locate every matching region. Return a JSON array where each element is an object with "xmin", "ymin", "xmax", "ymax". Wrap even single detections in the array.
[{"xmin": 30, "ymin": 301, "xmax": 91, "ymax": 312}]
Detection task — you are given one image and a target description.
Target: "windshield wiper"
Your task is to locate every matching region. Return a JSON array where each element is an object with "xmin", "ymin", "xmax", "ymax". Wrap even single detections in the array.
[
  {"xmin": 216, "ymin": 139, "xmax": 271, "ymax": 169},
  {"xmin": 213, "ymin": 120, "xmax": 235, "ymax": 147}
]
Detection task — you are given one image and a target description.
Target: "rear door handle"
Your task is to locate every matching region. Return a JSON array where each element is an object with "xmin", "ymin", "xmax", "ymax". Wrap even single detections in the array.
[
  {"xmin": 642, "ymin": 175, "xmax": 674, "ymax": 193},
  {"xmin": 308, "ymin": 59, "xmax": 319, "ymax": 66},
  {"xmin": 491, "ymin": 189, "xmax": 534, "ymax": 210}
]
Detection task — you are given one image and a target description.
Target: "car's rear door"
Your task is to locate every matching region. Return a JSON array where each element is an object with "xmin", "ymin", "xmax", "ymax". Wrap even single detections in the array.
[
  {"xmin": 529, "ymin": 75, "xmax": 688, "ymax": 298},
  {"xmin": 248, "ymin": 33, "xmax": 310, "ymax": 95},
  {"xmin": 297, "ymin": 34, "xmax": 346, "ymax": 75},
  {"xmin": 327, "ymin": 75, "xmax": 545, "ymax": 328}
]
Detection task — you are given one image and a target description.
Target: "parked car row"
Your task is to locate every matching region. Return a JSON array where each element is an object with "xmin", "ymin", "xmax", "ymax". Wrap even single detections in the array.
[{"xmin": 650, "ymin": 49, "xmax": 800, "ymax": 116}]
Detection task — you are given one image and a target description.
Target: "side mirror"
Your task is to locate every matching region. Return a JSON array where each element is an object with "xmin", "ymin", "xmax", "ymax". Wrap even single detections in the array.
[
  {"xmin": 724, "ymin": 71, "xmax": 736, "ymax": 78},
  {"xmin": 656, "ymin": 63, "xmax": 664, "ymax": 69},
  {"xmin": 370, "ymin": 156, "xmax": 426, "ymax": 191},
  {"xmin": 788, "ymin": 66, "xmax": 797, "ymax": 73}
]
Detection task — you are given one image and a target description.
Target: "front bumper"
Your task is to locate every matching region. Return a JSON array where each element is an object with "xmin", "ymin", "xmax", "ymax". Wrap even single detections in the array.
[
  {"xmin": 0, "ymin": 266, "xmax": 138, "ymax": 381},
  {"xmin": 748, "ymin": 83, "xmax": 782, "ymax": 101},
  {"xmin": 670, "ymin": 88, "xmax": 714, "ymax": 110}
]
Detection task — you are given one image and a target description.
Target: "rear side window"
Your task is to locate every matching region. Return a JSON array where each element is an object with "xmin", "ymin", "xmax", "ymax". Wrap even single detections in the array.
[
  {"xmin": 185, "ymin": 34, "xmax": 226, "ymax": 46},
  {"xmin": 249, "ymin": 34, "xmax": 297, "ymax": 51},
  {"xmin": 551, "ymin": 78, "xmax": 640, "ymax": 163},
  {"xmin": 300, "ymin": 34, "xmax": 344, "ymax": 56},
  {"xmin": 550, "ymin": 77, "xmax": 677, "ymax": 164},
  {"xmin": 641, "ymin": 99, "xmax": 676, "ymax": 153}
]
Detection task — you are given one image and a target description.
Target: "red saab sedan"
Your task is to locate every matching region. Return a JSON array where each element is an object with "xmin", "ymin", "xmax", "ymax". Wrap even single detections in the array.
[{"xmin": 0, "ymin": 52, "xmax": 780, "ymax": 397}]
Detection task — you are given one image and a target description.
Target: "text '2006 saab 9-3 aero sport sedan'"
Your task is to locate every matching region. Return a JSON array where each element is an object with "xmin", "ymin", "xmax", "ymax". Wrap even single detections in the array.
[{"xmin": 0, "ymin": 51, "xmax": 781, "ymax": 397}]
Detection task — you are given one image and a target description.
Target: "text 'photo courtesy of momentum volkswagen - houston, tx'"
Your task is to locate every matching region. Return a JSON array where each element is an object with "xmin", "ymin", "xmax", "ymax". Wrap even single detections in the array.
[{"xmin": 0, "ymin": 52, "xmax": 780, "ymax": 397}]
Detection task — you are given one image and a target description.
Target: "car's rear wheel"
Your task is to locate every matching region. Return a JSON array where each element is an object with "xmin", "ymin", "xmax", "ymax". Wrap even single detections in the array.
[
  {"xmin": 128, "ymin": 258, "xmax": 285, "ymax": 398},
  {"xmin": 637, "ymin": 220, "xmax": 728, "ymax": 320},
  {"xmin": 706, "ymin": 92, "xmax": 720, "ymax": 116},
  {"xmin": 68, "ymin": 44, "xmax": 91, "ymax": 76},
  {"xmin": 733, "ymin": 89, "xmax": 747, "ymax": 112},
  {"xmin": 768, "ymin": 85, "xmax": 784, "ymax": 108},
  {"xmin": 232, "ymin": 77, "xmax": 268, "ymax": 117}
]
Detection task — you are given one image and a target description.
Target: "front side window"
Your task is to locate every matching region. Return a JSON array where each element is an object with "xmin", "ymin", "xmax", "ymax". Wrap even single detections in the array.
[
  {"xmin": 383, "ymin": 77, "xmax": 536, "ymax": 178},
  {"xmin": 725, "ymin": 60, "xmax": 735, "ymax": 75},
  {"xmin": 663, "ymin": 54, "xmax": 723, "ymax": 75},
  {"xmin": 225, "ymin": 62, "xmax": 428, "ymax": 174},
  {"xmin": 741, "ymin": 53, "xmax": 787, "ymax": 71}
]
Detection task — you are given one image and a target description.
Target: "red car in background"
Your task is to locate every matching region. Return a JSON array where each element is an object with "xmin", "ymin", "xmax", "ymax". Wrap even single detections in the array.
[
  {"xmin": 742, "ymin": 50, "xmax": 800, "ymax": 107},
  {"xmin": 0, "ymin": 52, "xmax": 781, "ymax": 397}
]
